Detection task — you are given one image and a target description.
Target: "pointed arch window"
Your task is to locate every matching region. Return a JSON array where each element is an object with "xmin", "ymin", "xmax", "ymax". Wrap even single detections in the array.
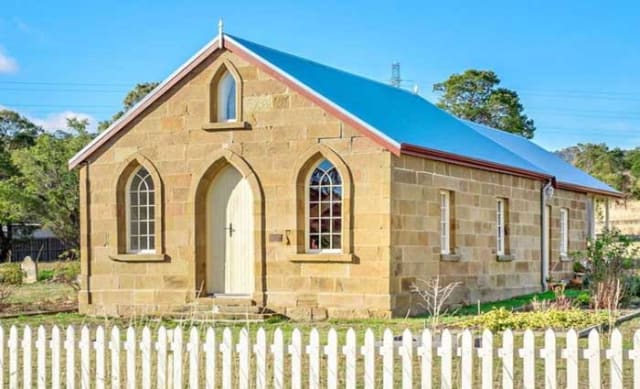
[
  {"xmin": 307, "ymin": 159, "xmax": 342, "ymax": 253},
  {"xmin": 217, "ymin": 70, "xmax": 236, "ymax": 122},
  {"xmin": 127, "ymin": 167, "xmax": 155, "ymax": 253}
]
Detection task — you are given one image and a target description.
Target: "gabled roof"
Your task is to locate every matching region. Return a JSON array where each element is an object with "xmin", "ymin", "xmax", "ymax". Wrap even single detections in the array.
[{"xmin": 70, "ymin": 32, "xmax": 621, "ymax": 197}]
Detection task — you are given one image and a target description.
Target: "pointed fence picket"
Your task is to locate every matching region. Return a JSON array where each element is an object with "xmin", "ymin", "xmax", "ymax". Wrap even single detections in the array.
[
  {"xmin": 141, "ymin": 327, "xmax": 152, "ymax": 389},
  {"xmin": 51, "ymin": 326, "xmax": 61, "ymax": 389},
  {"xmin": 586, "ymin": 329, "xmax": 601, "ymax": 389},
  {"xmin": 254, "ymin": 328, "xmax": 266, "ymax": 389},
  {"xmin": 288, "ymin": 328, "xmax": 302, "ymax": 389},
  {"xmin": 542, "ymin": 329, "xmax": 556, "ymax": 389},
  {"xmin": 343, "ymin": 328, "xmax": 357, "ymax": 389},
  {"xmin": 79, "ymin": 326, "xmax": 90, "ymax": 389},
  {"xmin": 36, "ymin": 325, "xmax": 46, "ymax": 389},
  {"xmin": 1, "ymin": 324, "xmax": 640, "ymax": 387},
  {"xmin": 271, "ymin": 328, "xmax": 284, "ymax": 389},
  {"xmin": 203, "ymin": 327, "xmax": 216, "ymax": 389},
  {"xmin": 325, "ymin": 328, "xmax": 339, "ymax": 389}
]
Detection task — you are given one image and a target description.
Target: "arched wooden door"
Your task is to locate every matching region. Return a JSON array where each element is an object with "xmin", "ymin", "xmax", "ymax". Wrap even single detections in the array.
[{"xmin": 206, "ymin": 165, "xmax": 254, "ymax": 295}]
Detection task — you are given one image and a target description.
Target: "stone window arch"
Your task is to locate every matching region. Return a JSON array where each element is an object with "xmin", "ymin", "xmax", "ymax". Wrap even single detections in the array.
[
  {"xmin": 209, "ymin": 61, "xmax": 243, "ymax": 123},
  {"xmin": 111, "ymin": 156, "xmax": 165, "ymax": 261},
  {"xmin": 292, "ymin": 145, "xmax": 353, "ymax": 261}
]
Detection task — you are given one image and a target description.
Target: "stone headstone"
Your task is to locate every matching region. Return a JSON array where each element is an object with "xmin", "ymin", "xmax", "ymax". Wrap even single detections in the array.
[{"xmin": 21, "ymin": 256, "xmax": 37, "ymax": 284}]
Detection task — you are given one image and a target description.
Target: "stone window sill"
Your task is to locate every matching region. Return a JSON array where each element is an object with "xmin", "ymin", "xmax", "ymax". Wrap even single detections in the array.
[
  {"xmin": 109, "ymin": 253, "xmax": 167, "ymax": 262},
  {"xmin": 289, "ymin": 253, "xmax": 354, "ymax": 263},
  {"xmin": 440, "ymin": 253, "xmax": 462, "ymax": 262},
  {"xmin": 496, "ymin": 254, "xmax": 515, "ymax": 262},
  {"xmin": 202, "ymin": 121, "xmax": 250, "ymax": 131}
]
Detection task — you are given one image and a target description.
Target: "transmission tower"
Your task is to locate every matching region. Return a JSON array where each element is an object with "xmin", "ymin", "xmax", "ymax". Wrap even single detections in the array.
[{"xmin": 390, "ymin": 62, "xmax": 401, "ymax": 87}]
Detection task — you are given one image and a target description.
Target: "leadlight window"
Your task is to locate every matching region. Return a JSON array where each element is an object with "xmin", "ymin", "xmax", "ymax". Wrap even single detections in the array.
[
  {"xmin": 217, "ymin": 71, "xmax": 236, "ymax": 122},
  {"xmin": 127, "ymin": 167, "xmax": 155, "ymax": 253},
  {"xmin": 307, "ymin": 159, "xmax": 342, "ymax": 252}
]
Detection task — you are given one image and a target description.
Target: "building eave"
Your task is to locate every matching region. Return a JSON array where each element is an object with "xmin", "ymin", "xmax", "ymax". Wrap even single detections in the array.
[
  {"xmin": 555, "ymin": 182, "xmax": 624, "ymax": 199},
  {"xmin": 400, "ymin": 143, "xmax": 552, "ymax": 181}
]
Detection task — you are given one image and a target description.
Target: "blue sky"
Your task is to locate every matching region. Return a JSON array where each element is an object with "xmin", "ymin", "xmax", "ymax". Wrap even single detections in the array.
[{"xmin": 0, "ymin": 0, "xmax": 638, "ymax": 151}]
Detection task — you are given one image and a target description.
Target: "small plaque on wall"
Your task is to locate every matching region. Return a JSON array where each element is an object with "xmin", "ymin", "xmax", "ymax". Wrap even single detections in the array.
[{"xmin": 269, "ymin": 233, "xmax": 283, "ymax": 243}]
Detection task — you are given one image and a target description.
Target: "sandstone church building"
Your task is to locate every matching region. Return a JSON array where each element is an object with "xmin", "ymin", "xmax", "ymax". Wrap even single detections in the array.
[{"xmin": 70, "ymin": 27, "xmax": 620, "ymax": 318}]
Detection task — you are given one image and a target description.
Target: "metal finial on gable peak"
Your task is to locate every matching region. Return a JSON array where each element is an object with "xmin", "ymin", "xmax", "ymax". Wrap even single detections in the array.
[{"xmin": 218, "ymin": 18, "xmax": 224, "ymax": 48}]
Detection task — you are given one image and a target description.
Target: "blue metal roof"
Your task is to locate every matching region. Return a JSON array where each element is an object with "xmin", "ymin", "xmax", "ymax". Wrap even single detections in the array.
[{"xmin": 228, "ymin": 34, "xmax": 618, "ymax": 195}]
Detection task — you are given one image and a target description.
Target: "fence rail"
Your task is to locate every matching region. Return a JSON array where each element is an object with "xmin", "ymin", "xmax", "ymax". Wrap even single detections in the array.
[{"xmin": 0, "ymin": 325, "xmax": 638, "ymax": 388}]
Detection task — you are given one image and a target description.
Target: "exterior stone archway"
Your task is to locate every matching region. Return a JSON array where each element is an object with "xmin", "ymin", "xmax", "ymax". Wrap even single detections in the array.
[{"xmin": 190, "ymin": 149, "xmax": 265, "ymax": 304}]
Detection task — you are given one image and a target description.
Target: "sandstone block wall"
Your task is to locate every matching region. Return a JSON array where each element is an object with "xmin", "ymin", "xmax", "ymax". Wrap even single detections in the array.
[
  {"xmin": 80, "ymin": 50, "xmax": 393, "ymax": 318},
  {"xmin": 389, "ymin": 155, "xmax": 591, "ymax": 316}
]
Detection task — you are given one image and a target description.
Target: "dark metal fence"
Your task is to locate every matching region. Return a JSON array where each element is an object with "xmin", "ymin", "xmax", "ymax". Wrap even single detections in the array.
[{"xmin": 10, "ymin": 238, "xmax": 69, "ymax": 262}]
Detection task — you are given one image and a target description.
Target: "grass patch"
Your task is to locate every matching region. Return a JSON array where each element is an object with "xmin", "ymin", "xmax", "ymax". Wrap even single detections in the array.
[
  {"xmin": 453, "ymin": 289, "xmax": 587, "ymax": 316},
  {"xmin": 7, "ymin": 282, "xmax": 75, "ymax": 304}
]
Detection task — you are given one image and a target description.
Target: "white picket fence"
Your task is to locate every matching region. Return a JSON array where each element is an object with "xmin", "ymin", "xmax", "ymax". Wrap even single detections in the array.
[{"xmin": 0, "ymin": 325, "xmax": 639, "ymax": 388}]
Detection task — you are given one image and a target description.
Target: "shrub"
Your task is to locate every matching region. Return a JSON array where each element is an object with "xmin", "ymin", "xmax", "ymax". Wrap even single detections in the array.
[
  {"xmin": 0, "ymin": 285, "xmax": 13, "ymax": 310},
  {"xmin": 52, "ymin": 261, "xmax": 80, "ymax": 290},
  {"xmin": 573, "ymin": 291, "xmax": 591, "ymax": 306},
  {"xmin": 37, "ymin": 269, "xmax": 55, "ymax": 282},
  {"xmin": 0, "ymin": 263, "xmax": 24, "ymax": 285},
  {"xmin": 573, "ymin": 228, "xmax": 639, "ymax": 310},
  {"xmin": 457, "ymin": 307, "xmax": 610, "ymax": 332}
]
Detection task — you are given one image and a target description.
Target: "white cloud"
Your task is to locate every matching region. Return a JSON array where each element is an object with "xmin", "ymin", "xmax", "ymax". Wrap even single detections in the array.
[
  {"xmin": 31, "ymin": 111, "xmax": 96, "ymax": 132},
  {"xmin": 0, "ymin": 47, "xmax": 18, "ymax": 74}
]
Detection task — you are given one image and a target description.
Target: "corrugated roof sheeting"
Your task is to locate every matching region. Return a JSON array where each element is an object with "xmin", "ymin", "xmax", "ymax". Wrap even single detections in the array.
[{"xmin": 230, "ymin": 34, "xmax": 618, "ymax": 195}]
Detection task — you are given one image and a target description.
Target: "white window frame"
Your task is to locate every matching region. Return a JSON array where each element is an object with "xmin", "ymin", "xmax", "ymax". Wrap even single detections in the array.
[
  {"xmin": 560, "ymin": 208, "xmax": 569, "ymax": 257},
  {"xmin": 496, "ymin": 198, "xmax": 506, "ymax": 256},
  {"xmin": 217, "ymin": 71, "xmax": 236, "ymax": 122},
  {"xmin": 440, "ymin": 190, "xmax": 451, "ymax": 255},
  {"xmin": 126, "ymin": 167, "xmax": 156, "ymax": 254},
  {"xmin": 305, "ymin": 159, "xmax": 342, "ymax": 254}
]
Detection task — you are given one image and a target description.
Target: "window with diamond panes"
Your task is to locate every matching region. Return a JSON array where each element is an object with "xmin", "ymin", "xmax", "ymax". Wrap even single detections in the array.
[
  {"xmin": 127, "ymin": 167, "xmax": 155, "ymax": 253},
  {"xmin": 307, "ymin": 159, "xmax": 342, "ymax": 252}
]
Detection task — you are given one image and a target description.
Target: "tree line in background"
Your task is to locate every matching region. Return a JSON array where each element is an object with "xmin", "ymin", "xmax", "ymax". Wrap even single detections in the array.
[
  {"xmin": 0, "ymin": 83, "xmax": 157, "ymax": 261},
  {"xmin": 556, "ymin": 144, "xmax": 640, "ymax": 199}
]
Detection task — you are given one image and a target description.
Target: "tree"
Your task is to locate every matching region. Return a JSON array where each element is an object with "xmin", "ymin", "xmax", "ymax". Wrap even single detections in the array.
[
  {"xmin": 572, "ymin": 143, "xmax": 632, "ymax": 196},
  {"xmin": 98, "ymin": 82, "xmax": 159, "ymax": 132},
  {"xmin": 0, "ymin": 110, "xmax": 42, "ymax": 261},
  {"xmin": 433, "ymin": 69, "xmax": 536, "ymax": 139},
  {"xmin": 12, "ymin": 118, "xmax": 94, "ymax": 249}
]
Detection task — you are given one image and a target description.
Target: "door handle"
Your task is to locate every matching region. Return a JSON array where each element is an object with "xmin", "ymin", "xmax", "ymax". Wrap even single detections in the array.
[{"xmin": 225, "ymin": 222, "xmax": 235, "ymax": 237}]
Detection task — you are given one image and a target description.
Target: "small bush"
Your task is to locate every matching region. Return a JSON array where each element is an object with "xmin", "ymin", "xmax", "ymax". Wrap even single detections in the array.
[
  {"xmin": 0, "ymin": 285, "xmax": 13, "ymax": 310},
  {"xmin": 0, "ymin": 263, "xmax": 24, "ymax": 285},
  {"xmin": 37, "ymin": 269, "xmax": 55, "ymax": 282},
  {"xmin": 456, "ymin": 307, "xmax": 609, "ymax": 331},
  {"xmin": 52, "ymin": 261, "xmax": 80, "ymax": 290},
  {"xmin": 573, "ymin": 291, "xmax": 591, "ymax": 306}
]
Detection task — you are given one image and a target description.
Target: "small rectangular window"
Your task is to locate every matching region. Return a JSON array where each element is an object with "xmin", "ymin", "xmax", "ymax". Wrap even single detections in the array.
[
  {"xmin": 560, "ymin": 208, "xmax": 569, "ymax": 257},
  {"xmin": 440, "ymin": 191, "xmax": 451, "ymax": 254},
  {"xmin": 496, "ymin": 198, "xmax": 507, "ymax": 256}
]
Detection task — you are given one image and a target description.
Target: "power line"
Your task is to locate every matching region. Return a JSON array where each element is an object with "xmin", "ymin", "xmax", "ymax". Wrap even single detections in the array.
[
  {"xmin": 0, "ymin": 81, "xmax": 134, "ymax": 87},
  {"xmin": 0, "ymin": 88, "xmax": 128, "ymax": 93}
]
